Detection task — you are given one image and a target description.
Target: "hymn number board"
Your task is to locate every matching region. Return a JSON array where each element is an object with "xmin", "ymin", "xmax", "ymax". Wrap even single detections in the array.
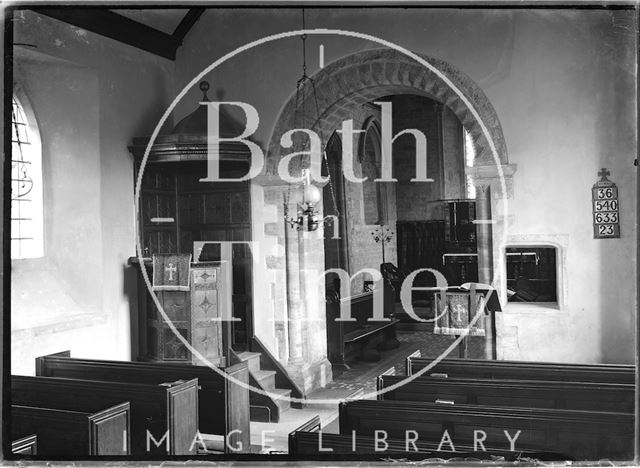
[{"xmin": 592, "ymin": 168, "xmax": 620, "ymax": 239}]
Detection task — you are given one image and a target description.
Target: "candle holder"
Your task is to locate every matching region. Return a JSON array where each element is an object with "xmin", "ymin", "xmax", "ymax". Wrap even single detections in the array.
[{"xmin": 371, "ymin": 225, "xmax": 394, "ymax": 264}]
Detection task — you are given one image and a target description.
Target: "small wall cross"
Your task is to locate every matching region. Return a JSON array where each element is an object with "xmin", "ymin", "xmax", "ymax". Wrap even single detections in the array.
[
  {"xmin": 165, "ymin": 263, "xmax": 177, "ymax": 281},
  {"xmin": 598, "ymin": 168, "xmax": 610, "ymax": 181}
]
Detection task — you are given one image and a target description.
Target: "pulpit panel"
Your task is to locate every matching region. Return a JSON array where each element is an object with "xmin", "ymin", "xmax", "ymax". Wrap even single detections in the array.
[
  {"xmin": 190, "ymin": 265, "xmax": 224, "ymax": 366},
  {"xmin": 136, "ymin": 259, "xmax": 226, "ymax": 365}
]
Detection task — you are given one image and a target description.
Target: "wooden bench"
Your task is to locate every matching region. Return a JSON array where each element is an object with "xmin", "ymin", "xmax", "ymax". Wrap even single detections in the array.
[
  {"xmin": 288, "ymin": 430, "xmax": 566, "ymax": 460},
  {"xmin": 36, "ymin": 350, "xmax": 250, "ymax": 453},
  {"xmin": 12, "ymin": 403, "xmax": 129, "ymax": 456},
  {"xmin": 287, "ymin": 415, "xmax": 565, "ymax": 459},
  {"xmin": 406, "ymin": 354, "xmax": 635, "ymax": 384},
  {"xmin": 326, "ymin": 281, "xmax": 399, "ymax": 367},
  {"xmin": 12, "ymin": 375, "xmax": 198, "ymax": 456},
  {"xmin": 377, "ymin": 374, "xmax": 635, "ymax": 412},
  {"xmin": 11, "ymin": 434, "xmax": 37, "ymax": 456},
  {"xmin": 338, "ymin": 400, "xmax": 633, "ymax": 460}
]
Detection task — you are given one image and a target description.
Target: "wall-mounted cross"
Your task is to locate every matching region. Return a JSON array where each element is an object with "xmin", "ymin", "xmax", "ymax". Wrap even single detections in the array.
[
  {"xmin": 598, "ymin": 168, "xmax": 610, "ymax": 180},
  {"xmin": 165, "ymin": 262, "xmax": 177, "ymax": 281}
]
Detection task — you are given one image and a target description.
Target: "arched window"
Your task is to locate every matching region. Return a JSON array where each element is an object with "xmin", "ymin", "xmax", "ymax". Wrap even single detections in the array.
[
  {"xmin": 464, "ymin": 128, "xmax": 476, "ymax": 199},
  {"xmin": 360, "ymin": 119, "xmax": 387, "ymax": 225},
  {"xmin": 11, "ymin": 93, "xmax": 44, "ymax": 259}
]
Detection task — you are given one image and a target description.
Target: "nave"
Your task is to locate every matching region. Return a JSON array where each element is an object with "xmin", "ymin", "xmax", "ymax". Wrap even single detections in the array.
[
  {"xmin": 11, "ymin": 329, "xmax": 635, "ymax": 460},
  {"xmin": 8, "ymin": 5, "xmax": 637, "ymax": 463}
]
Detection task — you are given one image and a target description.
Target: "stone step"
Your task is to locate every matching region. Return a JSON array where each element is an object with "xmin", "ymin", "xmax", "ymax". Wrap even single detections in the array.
[
  {"xmin": 268, "ymin": 388, "xmax": 291, "ymax": 411},
  {"xmin": 253, "ymin": 369, "xmax": 276, "ymax": 390},
  {"xmin": 237, "ymin": 351, "xmax": 262, "ymax": 373}
]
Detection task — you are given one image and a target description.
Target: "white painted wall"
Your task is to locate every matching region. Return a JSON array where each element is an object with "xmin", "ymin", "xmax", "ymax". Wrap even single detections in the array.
[{"xmin": 11, "ymin": 11, "xmax": 174, "ymax": 374}]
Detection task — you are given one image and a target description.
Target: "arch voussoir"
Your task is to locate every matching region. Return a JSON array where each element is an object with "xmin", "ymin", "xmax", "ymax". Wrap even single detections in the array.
[{"xmin": 265, "ymin": 48, "xmax": 508, "ymax": 176}]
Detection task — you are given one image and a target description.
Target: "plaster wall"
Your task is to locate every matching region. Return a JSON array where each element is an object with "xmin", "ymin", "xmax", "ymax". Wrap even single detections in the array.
[{"xmin": 11, "ymin": 11, "xmax": 174, "ymax": 374}]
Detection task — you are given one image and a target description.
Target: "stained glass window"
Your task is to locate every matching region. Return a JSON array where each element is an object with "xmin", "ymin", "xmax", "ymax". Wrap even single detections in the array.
[{"xmin": 11, "ymin": 95, "xmax": 43, "ymax": 259}]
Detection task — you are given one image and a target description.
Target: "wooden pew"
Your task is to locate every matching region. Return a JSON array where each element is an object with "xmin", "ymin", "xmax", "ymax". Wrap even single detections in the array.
[
  {"xmin": 12, "ymin": 375, "xmax": 198, "ymax": 456},
  {"xmin": 338, "ymin": 400, "xmax": 633, "ymax": 460},
  {"xmin": 326, "ymin": 281, "xmax": 399, "ymax": 367},
  {"xmin": 287, "ymin": 415, "xmax": 565, "ymax": 459},
  {"xmin": 406, "ymin": 354, "xmax": 634, "ymax": 384},
  {"xmin": 11, "ymin": 434, "xmax": 37, "ymax": 456},
  {"xmin": 35, "ymin": 351, "xmax": 250, "ymax": 453},
  {"xmin": 289, "ymin": 430, "xmax": 566, "ymax": 460},
  {"xmin": 377, "ymin": 374, "xmax": 635, "ymax": 412},
  {"xmin": 12, "ymin": 403, "xmax": 129, "ymax": 456}
]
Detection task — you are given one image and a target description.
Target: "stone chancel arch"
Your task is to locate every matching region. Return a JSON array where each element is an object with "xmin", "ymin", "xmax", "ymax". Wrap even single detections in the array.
[
  {"xmin": 265, "ymin": 48, "xmax": 509, "ymax": 176},
  {"xmin": 255, "ymin": 47, "xmax": 515, "ymax": 392}
]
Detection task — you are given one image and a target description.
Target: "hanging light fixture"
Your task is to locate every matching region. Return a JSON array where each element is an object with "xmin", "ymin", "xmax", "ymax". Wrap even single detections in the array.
[
  {"xmin": 284, "ymin": 9, "xmax": 339, "ymax": 232},
  {"xmin": 284, "ymin": 169, "xmax": 322, "ymax": 231}
]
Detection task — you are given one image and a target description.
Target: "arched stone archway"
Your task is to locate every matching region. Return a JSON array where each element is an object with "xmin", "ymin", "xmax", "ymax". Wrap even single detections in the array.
[
  {"xmin": 251, "ymin": 48, "xmax": 516, "ymax": 390},
  {"xmin": 265, "ymin": 48, "xmax": 509, "ymax": 176}
]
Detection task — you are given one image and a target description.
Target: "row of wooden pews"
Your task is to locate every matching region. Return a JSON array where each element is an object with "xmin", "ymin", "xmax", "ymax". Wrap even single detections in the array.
[
  {"xmin": 11, "ymin": 350, "xmax": 251, "ymax": 458},
  {"xmin": 406, "ymin": 353, "xmax": 635, "ymax": 384},
  {"xmin": 289, "ymin": 352, "xmax": 635, "ymax": 461}
]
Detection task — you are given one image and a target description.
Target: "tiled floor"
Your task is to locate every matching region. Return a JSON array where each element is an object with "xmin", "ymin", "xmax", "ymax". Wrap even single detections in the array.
[{"xmin": 321, "ymin": 325, "xmax": 485, "ymax": 395}]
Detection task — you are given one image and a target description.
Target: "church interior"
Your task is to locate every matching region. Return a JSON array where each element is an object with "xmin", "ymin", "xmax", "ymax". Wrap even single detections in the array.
[{"xmin": 7, "ymin": 5, "xmax": 638, "ymax": 461}]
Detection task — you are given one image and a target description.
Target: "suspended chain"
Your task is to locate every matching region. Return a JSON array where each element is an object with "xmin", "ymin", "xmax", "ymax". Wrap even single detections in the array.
[
  {"xmin": 301, "ymin": 8, "xmax": 307, "ymax": 78},
  {"xmin": 285, "ymin": 7, "xmax": 340, "ymax": 221}
]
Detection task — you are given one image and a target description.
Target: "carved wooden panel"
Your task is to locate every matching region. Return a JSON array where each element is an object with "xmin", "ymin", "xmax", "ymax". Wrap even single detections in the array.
[
  {"xmin": 166, "ymin": 379, "xmax": 199, "ymax": 455},
  {"xmin": 162, "ymin": 327, "xmax": 190, "ymax": 360},
  {"xmin": 204, "ymin": 192, "xmax": 229, "ymax": 223},
  {"xmin": 158, "ymin": 291, "xmax": 189, "ymax": 322},
  {"xmin": 89, "ymin": 402, "xmax": 130, "ymax": 455},
  {"xmin": 225, "ymin": 363, "xmax": 251, "ymax": 452},
  {"xmin": 191, "ymin": 265, "xmax": 223, "ymax": 366},
  {"xmin": 179, "ymin": 193, "xmax": 203, "ymax": 225},
  {"xmin": 229, "ymin": 191, "xmax": 250, "ymax": 223}
]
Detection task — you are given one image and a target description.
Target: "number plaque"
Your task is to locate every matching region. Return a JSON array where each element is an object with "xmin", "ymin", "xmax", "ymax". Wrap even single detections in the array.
[{"xmin": 592, "ymin": 168, "xmax": 620, "ymax": 239}]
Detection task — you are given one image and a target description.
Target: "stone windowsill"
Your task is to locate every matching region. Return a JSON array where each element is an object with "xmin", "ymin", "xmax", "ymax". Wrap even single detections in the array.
[
  {"xmin": 503, "ymin": 302, "xmax": 562, "ymax": 314},
  {"xmin": 12, "ymin": 312, "xmax": 108, "ymax": 337}
]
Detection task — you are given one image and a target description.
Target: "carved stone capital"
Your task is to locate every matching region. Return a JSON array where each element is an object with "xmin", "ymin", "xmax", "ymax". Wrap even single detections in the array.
[{"xmin": 467, "ymin": 163, "xmax": 517, "ymax": 199}]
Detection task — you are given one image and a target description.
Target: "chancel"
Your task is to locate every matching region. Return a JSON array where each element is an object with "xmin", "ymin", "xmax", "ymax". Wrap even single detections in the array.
[{"xmin": 7, "ymin": 4, "xmax": 637, "ymax": 462}]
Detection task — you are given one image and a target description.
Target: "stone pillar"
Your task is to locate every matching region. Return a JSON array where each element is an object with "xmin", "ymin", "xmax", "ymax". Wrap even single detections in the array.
[
  {"xmin": 476, "ymin": 184, "xmax": 493, "ymax": 285},
  {"xmin": 284, "ymin": 195, "xmax": 304, "ymax": 365},
  {"xmin": 468, "ymin": 163, "xmax": 517, "ymax": 361},
  {"xmin": 280, "ymin": 188, "xmax": 333, "ymax": 392},
  {"xmin": 476, "ymin": 184, "xmax": 496, "ymax": 360},
  {"xmin": 254, "ymin": 182, "xmax": 289, "ymax": 362}
]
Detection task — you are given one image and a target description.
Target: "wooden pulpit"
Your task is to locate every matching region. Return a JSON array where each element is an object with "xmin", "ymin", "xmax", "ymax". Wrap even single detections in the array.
[{"xmin": 130, "ymin": 256, "xmax": 231, "ymax": 366}]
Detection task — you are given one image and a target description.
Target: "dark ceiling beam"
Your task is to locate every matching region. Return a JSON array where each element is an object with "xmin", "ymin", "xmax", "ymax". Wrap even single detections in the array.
[
  {"xmin": 172, "ymin": 8, "xmax": 205, "ymax": 46},
  {"xmin": 32, "ymin": 8, "xmax": 181, "ymax": 60}
]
